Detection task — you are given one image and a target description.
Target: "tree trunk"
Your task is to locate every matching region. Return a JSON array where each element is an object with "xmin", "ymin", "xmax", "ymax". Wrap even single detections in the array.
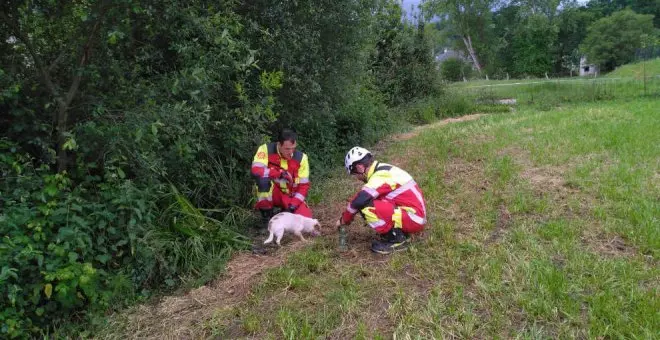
[
  {"xmin": 56, "ymin": 111, "xmax": 68, "ymax": 173},
  {"xmin": 462, "ymin": 34, "xmax": 482, "ymax": 74},
  {"xmin": 2, "ymin": 7, "xmax": 104, "ymax": 173}
]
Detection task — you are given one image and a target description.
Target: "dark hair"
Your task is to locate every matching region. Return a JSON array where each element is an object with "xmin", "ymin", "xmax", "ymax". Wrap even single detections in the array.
[
  {"xmin": 357, "ymin": 153, "xmax": 373, "ymax": 168},
  {"xmin": 278, "ymin": 128, "xmax": 297, "ymax": 144}
]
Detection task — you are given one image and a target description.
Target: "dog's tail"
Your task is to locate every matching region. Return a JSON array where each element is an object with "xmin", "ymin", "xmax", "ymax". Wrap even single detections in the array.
[{"xmin": 264, "ymin": 231, "xmax": 274, "ymax": 244}]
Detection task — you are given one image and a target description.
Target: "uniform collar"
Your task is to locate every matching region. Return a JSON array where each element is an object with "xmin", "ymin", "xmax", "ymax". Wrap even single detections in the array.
[
  {"xmin": 275, "ymin": 142, "xmax": 287, "ymax": 159},
  {"xmin": 366, "ymin": 161, "xmax": 378, "ymax": 180}
]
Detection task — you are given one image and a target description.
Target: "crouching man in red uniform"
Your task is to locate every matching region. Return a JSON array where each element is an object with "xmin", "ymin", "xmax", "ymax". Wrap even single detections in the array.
[
  {"xmin": 251, "ymin": 129, "xmax": 313, "ymax": 226},
  {"xmin": 336, "ymin": 147, "xmax": 427, "ymax": 254}
]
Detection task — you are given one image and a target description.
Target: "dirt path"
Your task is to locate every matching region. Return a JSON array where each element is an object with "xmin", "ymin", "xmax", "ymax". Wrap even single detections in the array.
[
  {"xmin": 391, "ymin": 113, "xmax": 485, "ymax": 142},
  {"xmin": 108, "ymin": 113, "xmax": 487, "ymax": 339}
]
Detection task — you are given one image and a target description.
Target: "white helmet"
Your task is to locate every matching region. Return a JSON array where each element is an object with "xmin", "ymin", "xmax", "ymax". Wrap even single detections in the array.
[{"xmin": 344, "ymin": 147, "xmax": 372, "ymax": 174}]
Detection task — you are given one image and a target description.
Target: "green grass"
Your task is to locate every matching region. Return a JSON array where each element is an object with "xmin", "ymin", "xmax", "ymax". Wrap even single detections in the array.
[
  {"xmin": 447, "ymin": 59, "xmax": 660, "ymax": 111},
  {"xmin": 100, "ymin": 97, "xmax": 659, "ymax": 339},
  {"xmin": 452, "ymin": 77, "xmax": 660, "ymax": 111},
  {"xmin": 203, "ymin": 98, "xmax": 659, "ymax": 338},
  {"xmin": 449, "ymin": 77, "xmax": 555, "ymax": 88},
  {"xmin": 606, "ymin": 58, "xmax": 660, "ymax": 79}
]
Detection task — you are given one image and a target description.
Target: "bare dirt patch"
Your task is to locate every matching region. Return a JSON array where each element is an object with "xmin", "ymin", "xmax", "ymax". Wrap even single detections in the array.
[
  {"xmin": 442, "ymin": 157, "xmax": 490, "ymax": 240},
  {"xmin": 521, "ymin": 166, "xmax": 568, "ymax": 190},
  {"xmin": 498, "ymin": 146, "xmax": 579, "ymax": 196},
  {"xmin": 582, "ymin": 232, "xmax": 638, "ymax": 258},
  {"xmin": 486, "ymin": 205, "xmax": 512, "ymax": 244},
  {"xmin": 444, "ymin": 157, "xmax": 487, "ymax": 190},
  {"xmin": 121, "ymin": 240, "xmax": 311, "ymax": 339}
]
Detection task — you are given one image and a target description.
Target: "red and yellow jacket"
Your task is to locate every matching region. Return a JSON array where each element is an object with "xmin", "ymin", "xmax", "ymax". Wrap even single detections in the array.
[
  {"xmin": 342, "ymin": 161, "xmax": 426, "ymax": 224},
  {"xmin": 251, "ymin": 142, "xmax": 310, "ymax": 207}
]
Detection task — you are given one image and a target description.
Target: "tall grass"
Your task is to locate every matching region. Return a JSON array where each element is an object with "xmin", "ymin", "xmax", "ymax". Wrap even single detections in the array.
[
  {"xmin": 397, "ymin": 92, "xmax": 510, "ymax": 124},
  {"xmin": 142, "ymin": 185, "xmax": 253, "ymax": 287},
  {"xmin": 460, "ymin": 76, "xmax": 660, "ymax": 110}
]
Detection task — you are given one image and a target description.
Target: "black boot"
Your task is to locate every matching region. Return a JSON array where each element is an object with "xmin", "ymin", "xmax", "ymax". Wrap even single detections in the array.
[
  {"xmin": 378, "ymin": 230, "xmax": 409, "ymax": 242},
  {"xmin": 371, "ymin": 228, "xmax": 408, "ymax": 254},
  {"xmin": 259, "ymin": 208, "xmax": 273, "ymax": 229}
]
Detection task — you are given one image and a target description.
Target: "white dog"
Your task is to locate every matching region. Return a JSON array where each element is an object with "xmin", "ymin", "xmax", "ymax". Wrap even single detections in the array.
[{"xmin": 264, "ymin": 212, "xmax": 321, "ymax": 246}]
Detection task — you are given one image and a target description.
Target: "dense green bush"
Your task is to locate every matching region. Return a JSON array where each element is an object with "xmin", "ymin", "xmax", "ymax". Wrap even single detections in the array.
[
  {"xmin": 371, "ymin": 2, "xmax": 442, "ymax": 106},
  {"xmin": 0, "ymin": 139, "xmax": 251, "ymax": 336},
  {"xmin": 0, "ymin": 0, "xmax": 443, "ymax": 336},
  {"xmin": 581, "ymin": 9, "xmax": 657, "ymax": 72},
  {"xmin": 440, "ymin": 58, "xmax": 472, "ymax": 82}
]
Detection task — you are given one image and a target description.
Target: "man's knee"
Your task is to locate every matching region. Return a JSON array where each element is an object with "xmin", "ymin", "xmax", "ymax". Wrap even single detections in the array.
[
  {"xmin": 401, "ymin": 209, "xmax": 426, "ymax": 234},
  {"xmin": 361, "ymin": 206, "xmax": 394, "ymax": 234},
  {"xmin": 294, "ymin": 203, "xmax": 313, "ymax": 218},
  {"xmin": 256, "ymin": 177, "xmax": 272, "ymax": 192},
  {"xmin": 255, "ymin": 197, "xmax": 273, "ymax": 211}
]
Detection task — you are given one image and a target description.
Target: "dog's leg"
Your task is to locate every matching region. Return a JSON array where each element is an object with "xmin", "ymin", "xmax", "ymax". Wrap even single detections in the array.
[
  {"xmin": 275, "ymin": 228, "xmax": 285, "ymax": 246},
  {"xmin": 294, "ymin": 231, "xmax": 306, "ymax": 242}
]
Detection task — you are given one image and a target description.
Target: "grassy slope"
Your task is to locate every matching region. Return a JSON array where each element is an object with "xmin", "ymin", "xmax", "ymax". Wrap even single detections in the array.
[
  {"xmin": 606, "ymin": 58, "xmax": 660, "ymax": 78},
  {"xmin": 447, "ymin": 58, "xmax": 660, "ymax": 88},
  {"xmin": 448, "ymin": 59, "xmax": 660, "ymax": 110},
  {"xmin": 203, "ymin": 98, "xmax": 659, "ymax": 338}
]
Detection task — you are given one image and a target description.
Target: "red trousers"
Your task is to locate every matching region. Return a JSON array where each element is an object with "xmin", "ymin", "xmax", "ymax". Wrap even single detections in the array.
[
  {"xmin": 361, "ymin": 199, "xmax": 426, "ymax": 234},
  {"xmin": 255, "ymin": 184, "xmax": 313, "ymax": 218}
]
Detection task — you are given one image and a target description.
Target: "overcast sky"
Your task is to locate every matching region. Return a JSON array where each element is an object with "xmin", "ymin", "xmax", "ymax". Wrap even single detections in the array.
[
  {"xmin": 400, "ymin": 0, "xmax": 591, "ymax": 19},
  {"xmin": 401, "ymin": 0, "xmax": 421, "ymax": 19}
]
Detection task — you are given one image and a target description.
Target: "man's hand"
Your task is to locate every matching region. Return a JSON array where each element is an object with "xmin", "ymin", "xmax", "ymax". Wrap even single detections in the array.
[
  {"xmin": 336, "ymin": 213, "xmax": 352, "ymax": 227},
  {"xmin": 269, "ymin": 167, "xmax": 282, "ymax": 180},
  {"xmin": 280, "ymin": 170, "xmax": 293, "ymax": 184},
  {"xmin": 287, "ymin": 204, "xmax": 297, "ymax": 213}
]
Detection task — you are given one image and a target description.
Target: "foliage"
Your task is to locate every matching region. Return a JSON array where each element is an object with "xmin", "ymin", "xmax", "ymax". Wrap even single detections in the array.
[
  {"xmin": 586, "ymin": 0, "xmax": 660, "ymax": 27},
  {"xmin": 0, "ymin": 0, "xmax": 445, "ymax": 337},
  {"xmin": 424, "ymin": 0, "xmax": 497, "ymax": 74},
  {"xmin": 1, "ymin": 140, "xmax": 151, "ymax": 336},
  {"xmin": 426, "ymin": 0, "xmax": 660, "ymax": 78},
  {"xmin": 511, "ymin": 14, "xmax": 558, "ymax": 77},
  {"xmin": 371, "ymin": 1, "xmax": 442, "ymax": 106},
  {"xmin": 580, "ymin": 9, "xmax": 657, "ymax": 71},
  {"xmin": 440, "ymin": 57, "xmax": 473, "ymax": 82},
  {"xmin": 554, "ymin": 7, "xmax": 596, "ymax": 75}
]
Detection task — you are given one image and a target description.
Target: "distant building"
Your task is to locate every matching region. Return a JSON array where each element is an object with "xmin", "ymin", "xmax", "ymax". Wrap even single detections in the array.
[
  {"xmin": 579, "ymin": 56, "xmax": 599, "ymax": 76},
  {"xmin": 435, "ymin": 48, "xmax": 469, "ymax": 63}
]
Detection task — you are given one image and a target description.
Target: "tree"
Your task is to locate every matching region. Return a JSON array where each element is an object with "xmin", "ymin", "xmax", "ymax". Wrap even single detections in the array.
[
  {"xmin": 511, "ymin": 0, "xmax": 562, "ymax": 19},
  {"xmin": 440, "ymin": 57, "xmax": 472, "ymax": 81},
  {"xmin": 425, "ymin": 0, "xmax": 497, "ymax": 74},
  {"xmin": 371, "ymin": 0, "xmax": 441, "ymax": 106},
  {"xmin": 491, "ymin": 1, "xmax": 565, "ymax": 77},
  {"xmin": 490, "ymin": 4, "xmax": 519, "ymax": 77},
  {"xmin": 0, "ymin": 1, "xmax": 117, "ymax": 172},
  {"xmin": 586, "ymin": 0, "xmax": 660, "ymax": 27},
  {"xmin": 554, "ymin": 7, "xmax": 596, "ymax": 74},
  {"xmin": 511, "ymin": 14, "xmax": 558, "ymax": 76},
  {"xmin": 580, "ymin": 9, "xmax": 656, "ymax": 71}
]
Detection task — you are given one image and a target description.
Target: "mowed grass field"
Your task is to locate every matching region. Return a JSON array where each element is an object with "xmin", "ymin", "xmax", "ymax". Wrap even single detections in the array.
[
  {"xmin": 447, "ymin": 59, "xmax": 660, "ymax": 112},
  {"xmin": 101, "ymin": 98, "xmax": 658, "ymax": 339},
  {"xmin": 198, "ymin": 98, "xmax": 659, "ymax": 339}
]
